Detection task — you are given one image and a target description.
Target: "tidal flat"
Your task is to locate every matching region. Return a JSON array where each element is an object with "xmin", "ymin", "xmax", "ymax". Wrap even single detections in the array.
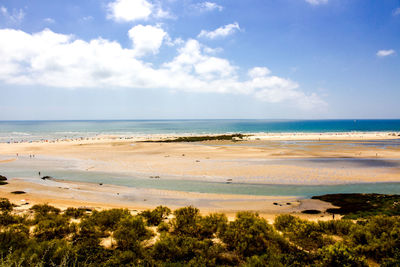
[{"xmin": 1, "ymin": 132, "xmax": 400, "ymax": 217}]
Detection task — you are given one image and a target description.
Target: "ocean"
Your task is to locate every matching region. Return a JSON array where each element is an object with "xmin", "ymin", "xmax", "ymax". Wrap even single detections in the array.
[{"xmin": 1, "ymin": 119, "xmax": 400, "ymax": 143}]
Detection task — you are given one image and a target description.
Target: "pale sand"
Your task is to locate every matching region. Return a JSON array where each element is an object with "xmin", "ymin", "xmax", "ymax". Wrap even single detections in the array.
[
  {"xmin": 0, "ymin": 132, "xmax": 399, "ymax": 218},
  {"xmin": 1, "ymin": 132, "xmax": 399, "ymax": 184},
  {"xmin": 0, "ymin": 178, "xmax": 335, "ymax": 221}
]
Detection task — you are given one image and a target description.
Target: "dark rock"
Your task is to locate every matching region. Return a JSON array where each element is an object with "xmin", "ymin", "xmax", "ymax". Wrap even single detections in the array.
[
  {"xmin": 312, "ymin": 193, "xmax": 400, "ymax": 218},
  {"xmin": 0, "ymin": 175, "xmax": 7, "ymax": 181},
  {"xmin": 41, "ymin": 176, "xmax": 54, "ymax": 180},
  {"xmin": 301, "ymin": 209, "xmax": 322, "ymax": 214},
  {"xmin": 11, "ymin": 191, "xmax": 26, "ymax": 194}
]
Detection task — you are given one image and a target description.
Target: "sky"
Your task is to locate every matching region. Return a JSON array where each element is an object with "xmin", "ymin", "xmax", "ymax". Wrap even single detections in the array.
[{"xmin": 0, "ymin": 0, "xmax": 399, "ymax": 120}]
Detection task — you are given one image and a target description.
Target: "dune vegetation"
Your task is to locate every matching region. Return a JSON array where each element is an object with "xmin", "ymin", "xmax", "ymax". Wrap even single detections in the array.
[
  {"xmin": 1, "ymin": 197, "xmax": 399, "ymax": 266},
  {"xmin": 141, "ymin": 134, "xmax": 247, "ymax": 143}
]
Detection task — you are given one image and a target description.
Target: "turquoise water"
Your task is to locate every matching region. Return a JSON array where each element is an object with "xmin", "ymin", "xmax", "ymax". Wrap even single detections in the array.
[
  {"xmin": 5, "ymin": 169, "xmax": 400, "ymax": 198},
  {"xmin": 1, "ymin": 119, "xmax": 400, "ymax": 142},
  {"xmin": 1, "ymin": 157, "xmax": 400, "ymax": 197}
]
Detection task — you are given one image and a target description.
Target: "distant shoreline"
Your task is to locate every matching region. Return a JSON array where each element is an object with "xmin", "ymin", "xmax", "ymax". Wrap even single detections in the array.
[
  {"xmin": 2, "ymin": 131, "xmax": 400, "ymax": 144},
  {"xmin": 1, "ymin": 119, "xmax": 400, "ymax": 143}
]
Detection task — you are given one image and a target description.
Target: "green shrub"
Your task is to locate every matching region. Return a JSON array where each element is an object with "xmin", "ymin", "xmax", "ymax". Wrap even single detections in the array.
[
  {"xmin": 113, "ymin": 216, "xmax": 153, "ymax": 251},
  {"xmin": 349, "ymin": 216, "xmax": 400, "ymax": 263},
  {"xmin": 318, "ymin": 242, "xmax": 367, "ymax": 267},
  {"xmin": 244, "ymin": 252, "xmax": 284, "ymax": 267},
  {"xmin": 0, "ymin": 224, "xmax": 30, "ymax": 255},
  {"xmin": 0, "ymin": 198, "xmax": 14, "ymax": 213},
  {"xmin": 274, "ymin": 214, "xmax": 333, "ymax": 251},
  {"xmin": 64, "ymin": 207, "xmax": 87, "ymax": 219},
  {"xmin": 152, "ymin": 233, "xmax": 223, "ymax": 264},
  {"xmin": 30, "ymin": 204, "xmax": 61, "ymax": 223},
  {"xmin": 157, "ymin": 221, "xmax": 170, "ymax": 233},
  {"xmin": 318, "ymin": 219, "xmax": 354, "ymax": 236},
  {"xmin": 0, "ymin": 197, "xmax": 398, "ymax": 266},
  {"xmin": 220, "ymin": 211, "xmax": 283, "ymax": 257},
  {"xmin": 171, "ymin": 206, "xmax": 202, "ymax": 237},
  {"xmin": 199, "ymin": 213, "xmax": 228, "ymax": 238},
  {"xmin": 89, "ymin": 208, "xmax": 131, "ymax": 232},
  {"xmin": 33, "ymin": 215, "xmax": 72, "ymax": 241},
  {"xmin": 139, "ymin": 206, "xmax": 171, "ymax": 226},
  {"xmin": 274, "ymin": 214, "xmax": 300, "ymax": 232}
]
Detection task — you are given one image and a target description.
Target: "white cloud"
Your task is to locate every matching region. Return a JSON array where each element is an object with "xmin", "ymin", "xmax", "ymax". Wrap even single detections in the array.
[
  {"xmin": 198, "ymin": 22, "xmax": 240, "ymax": 39},
  {"xmin": 194, "ymin": 2, "xmax": 223, "ymax": 12},
  {"xmin": 0, "ymin": 28, "xmax": 325, "ymax": 110},
  {"xmin": 107, "ymin": 0, "xmax": 153, "ymax": 22},
  {"xmin": 376, "ymin": 49, "xmax": 395, "ymax": 57},
  {"xmin": 43, "ymin": 18, "xmax": 55, "ymax": 24},
  {"xmin": 393, "ymin": 8, "xmax": 400, "ymax": 16},
  {"xmin": 128, "ymin": 24, "xmax": 167, "ymax": 56},
  {"xmin": 248, "ymin": 67, "xmax": 271, "ymax": 78},
  {"xmin": 0, "ymin": 6, "xmax": 25, "ymax": 24},
  {"xmin": 153, "ymin": 6, "xmax": 174, "ymax": 19},
  {"xmin": 305, "ymin": 0, "xmax": 328, "ymax": 5},
  {"xmin": 203, "ymin": 46, "xmax": 223, "ymax": 54},
  {"xmin": 165, "ymin": 36, "xmax": 184, "ymax": 47},
  {"xmin": 106, "ymin": 0, "xmax": 171, "ymax": 22}
]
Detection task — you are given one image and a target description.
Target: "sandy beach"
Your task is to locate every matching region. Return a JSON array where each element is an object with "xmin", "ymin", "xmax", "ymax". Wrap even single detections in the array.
[{"xmin": 1, "ymin": 132, "xmax": 400, "ymax": 217}]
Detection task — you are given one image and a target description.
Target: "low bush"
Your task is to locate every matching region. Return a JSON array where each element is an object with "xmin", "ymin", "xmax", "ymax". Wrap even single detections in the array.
[{"xmin": 0, "ymin": 198, "xmax": 398, "ymax": 266}]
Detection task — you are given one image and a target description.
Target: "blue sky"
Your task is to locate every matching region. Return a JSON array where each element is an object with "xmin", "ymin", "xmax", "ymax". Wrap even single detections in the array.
[{"xmin": 0, "ymin": 0, "xmax": 399, "ymax": 120}]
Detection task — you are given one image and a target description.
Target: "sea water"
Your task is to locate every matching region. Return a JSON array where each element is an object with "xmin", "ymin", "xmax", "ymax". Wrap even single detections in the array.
[{"xmin": 1, "ymin": 119, "xmax": 400, "ymax": 143}]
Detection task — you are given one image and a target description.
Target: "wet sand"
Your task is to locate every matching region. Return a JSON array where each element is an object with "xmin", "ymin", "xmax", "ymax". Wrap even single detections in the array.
[
  {"xmin": 1, "ymin": 132, "xmax": 399, "ymax": 218},
  {"xmin": 0, "ymin": 178, "xmax": 336, "ymax": 221}
]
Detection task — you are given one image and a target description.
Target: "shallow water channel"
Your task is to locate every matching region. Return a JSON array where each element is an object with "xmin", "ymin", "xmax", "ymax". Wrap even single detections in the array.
[{"xmin": 1, "ymin": 155, "xmax": 400, "ymax": 198}]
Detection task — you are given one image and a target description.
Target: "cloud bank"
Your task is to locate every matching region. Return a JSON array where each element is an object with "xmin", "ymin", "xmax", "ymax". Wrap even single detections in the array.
[{"xmin": 0, "ymin": 28, "xmax": 325, "ymax": 110}]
